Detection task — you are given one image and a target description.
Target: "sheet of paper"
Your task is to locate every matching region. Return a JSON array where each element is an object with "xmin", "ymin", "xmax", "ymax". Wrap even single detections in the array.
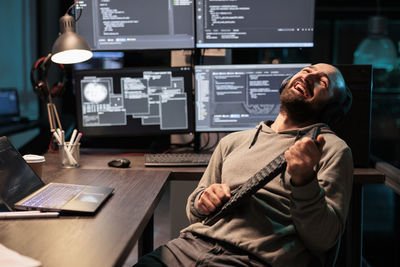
[{"xmin": 0, "ymin": 243, "xmax": 41, "ymax": 267}]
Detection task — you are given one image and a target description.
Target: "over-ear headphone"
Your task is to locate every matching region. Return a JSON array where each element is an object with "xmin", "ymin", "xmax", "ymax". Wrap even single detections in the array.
[
  {"xmin": 279, "ymin": 74, "xmax": 293, "ymax": 94},
  {"xmin": 30, "ymin": 56, "xmax": 66, "ymax": 101},
  {"xmin": 278, "ymin": 74, "xmax": 352, "ymax": 126}
]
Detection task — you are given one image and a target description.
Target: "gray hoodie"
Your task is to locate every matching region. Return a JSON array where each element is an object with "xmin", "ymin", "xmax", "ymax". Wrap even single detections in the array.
[{"xmin": 183, "ymin": 121, "xmax": 353, "ymax": 267}]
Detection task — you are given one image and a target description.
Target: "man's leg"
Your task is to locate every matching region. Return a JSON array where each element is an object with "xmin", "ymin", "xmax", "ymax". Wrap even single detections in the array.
[
  {"xmin": 135, "ymin": 231, "xmax": 268, "ymax": 267},
  {"xmin": 134, "ymin": 246, "xmax": 177, "ymax": 267},
  {"xmin": 134, "ymin": 233, "xmax": 203, "ymax": 266}
]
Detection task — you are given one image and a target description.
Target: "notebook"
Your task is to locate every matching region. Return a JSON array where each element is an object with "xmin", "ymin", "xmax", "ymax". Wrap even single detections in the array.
[{"xmin": 0, "ymin": 136, "xmax": 114, "ymax": 214}]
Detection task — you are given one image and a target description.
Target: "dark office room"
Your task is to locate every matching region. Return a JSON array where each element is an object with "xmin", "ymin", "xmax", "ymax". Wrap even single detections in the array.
[{"xmin": 0, "ymin": 0, "xmax": 399, "ymax": 266}]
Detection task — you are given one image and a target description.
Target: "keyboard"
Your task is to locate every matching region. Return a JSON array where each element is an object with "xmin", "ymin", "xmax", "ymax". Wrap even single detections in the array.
[
  {"xmin": 21, "ymin": 183, "xmax": 85, "ymax": 209},
  {"xmin": 144, "ymin": 153, "xmax": 212, "ymax": 167}
]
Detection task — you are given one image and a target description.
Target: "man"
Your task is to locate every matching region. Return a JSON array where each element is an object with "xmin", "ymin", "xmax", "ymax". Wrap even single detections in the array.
[{"xmin": 136, "ymin": 63, "xmax": 353, "ymax": 266}]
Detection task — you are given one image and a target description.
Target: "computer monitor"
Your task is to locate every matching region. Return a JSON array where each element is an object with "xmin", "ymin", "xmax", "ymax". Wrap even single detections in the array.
[
  {"xmin": 0, "ymin": 88, "xmax": 20, "ymax": 125},
  {"xmin": 73, "ymin": 67, "xmax": 194, "ymax": 145},
  {"xmin": 76, "ymin": 0, "xmax": 195, "ymax": 50},
  {"xmin": 194, "ymin": 64, "xmax": 310, "ymax": 132},
  {"xmin": 196, "ymin": 0, "xmax": 315, "ymax": 48}
]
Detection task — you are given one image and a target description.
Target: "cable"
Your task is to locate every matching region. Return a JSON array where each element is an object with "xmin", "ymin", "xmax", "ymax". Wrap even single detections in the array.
[
  {"xmin": 66, "ymin": 1, "xmax": 82, "ymax": 21},
  {"xmin": 199, "ymin": 132, "xmax": 210, "ymax": 151},
  {"xmin": 202, "ymin": 133, "xmax": 221, "ymax": 152}
]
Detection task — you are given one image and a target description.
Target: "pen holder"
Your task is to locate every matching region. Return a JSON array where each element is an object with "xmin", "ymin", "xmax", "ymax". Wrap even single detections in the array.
[{"xmin": 59, "ymin": 142, "xmax": 80, "ymax": 168}]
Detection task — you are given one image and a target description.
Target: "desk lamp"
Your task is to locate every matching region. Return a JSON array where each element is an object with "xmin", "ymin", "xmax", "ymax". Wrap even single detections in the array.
[
  {"xmin": 51, "ymin": 2, "xmax": 92, "ymax": 64},
  {"xmin": 31, "ymin": 1, "xmax": 92, "ymax": 133}
]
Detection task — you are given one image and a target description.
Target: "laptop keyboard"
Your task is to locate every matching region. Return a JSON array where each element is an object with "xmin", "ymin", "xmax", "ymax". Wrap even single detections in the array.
[{"xmin": 21, "ymin": 183, "xmax": 86, "ymax": 209}]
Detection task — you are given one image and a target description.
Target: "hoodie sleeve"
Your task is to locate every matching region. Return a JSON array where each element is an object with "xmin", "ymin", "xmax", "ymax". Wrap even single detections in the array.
[
  {"xmin": 186, "ymin": 141, "xmax": 225, "ymax": 223},
  {"xmin": 290, "ymin": 143, "xmax": 353, "ymax": 252}
]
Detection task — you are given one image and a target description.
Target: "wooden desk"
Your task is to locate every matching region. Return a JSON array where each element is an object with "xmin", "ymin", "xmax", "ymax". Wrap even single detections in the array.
[{"xmin": 0, "ymin": 167, "xmax": 169, "ymax": 267}]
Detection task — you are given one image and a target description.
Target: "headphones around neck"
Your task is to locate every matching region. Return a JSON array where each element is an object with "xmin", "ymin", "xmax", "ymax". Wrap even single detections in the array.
[
  {"xmin": 279, "ymin": 74, "xmax": 352, "ymax": 126},
  {"xmin": 30, "ymin": 56, "xmax": 66, "ymax": 101}
]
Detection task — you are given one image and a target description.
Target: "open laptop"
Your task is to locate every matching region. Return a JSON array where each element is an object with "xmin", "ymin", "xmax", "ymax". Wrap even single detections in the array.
[
  {"xmin": 0, "ymin": 136, "xmax": 114, "ymax": 214},
  {"xmin": 0, "ymin": 88, "xmax": 22, "ymax": 125}
]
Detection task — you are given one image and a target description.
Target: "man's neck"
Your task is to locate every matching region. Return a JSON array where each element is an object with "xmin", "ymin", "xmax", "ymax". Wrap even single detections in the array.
[{"xmin": 271, "ymin": 113, "xmax": 314, "ymax": 132}]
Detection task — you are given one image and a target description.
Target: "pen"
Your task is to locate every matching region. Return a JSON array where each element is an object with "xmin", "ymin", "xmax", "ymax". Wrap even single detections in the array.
[
  {"xmin": 68, "ymin": 129, "xmax": 78, "ymax": 151},
  {"xmin": 0, "ymin": 210, "xmax": 60, "ymax": 219},
  {"xmin": 61, "ymin": 129, "xmax": 65, "ymax": 146},
  {"xmin": 70, "ymin": 132, "xmax": 82, "ymax": 154},
  {"xmin": 53, "ymin": 131, "xmax": 62, "ymax": 144}
]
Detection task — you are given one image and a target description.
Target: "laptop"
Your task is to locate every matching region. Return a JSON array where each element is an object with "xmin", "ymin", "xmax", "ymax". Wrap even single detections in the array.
[
  {"xmin": 0, "ymin": 136, "xmax": 114, "ymax": 214},
  {"xmin": 0, "ymin": 88, "xmax": 22, "ymax": 125}
]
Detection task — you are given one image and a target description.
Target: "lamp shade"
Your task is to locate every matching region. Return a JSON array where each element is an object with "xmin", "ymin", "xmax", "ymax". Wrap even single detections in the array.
[
  {"xmin": 353, "ymin": 16, "xmax": 397, "ymax": 72},
  {"xmin": 51, "ymin": 14, "xmax": 93, "ymax": 64}
]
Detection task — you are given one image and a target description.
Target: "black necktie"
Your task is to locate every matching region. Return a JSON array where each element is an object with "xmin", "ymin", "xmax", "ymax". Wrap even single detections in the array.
[{"xmin": 204, "ymin": 126, "xmax": 320, "ymax": 226}]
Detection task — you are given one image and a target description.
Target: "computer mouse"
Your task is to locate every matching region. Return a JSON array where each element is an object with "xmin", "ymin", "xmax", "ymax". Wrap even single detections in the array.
[{"xmin": 108, "ymin": 158, "xmax": 131, "ymax": 168}]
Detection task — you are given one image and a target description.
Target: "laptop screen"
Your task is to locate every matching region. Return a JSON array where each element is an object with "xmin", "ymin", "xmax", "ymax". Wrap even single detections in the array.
[
  {"xmin": 0, "ymin": 89, "xmax": 19, "ymax": 117},
  {"xmin": 0, "ymin": 136, "xmax": 45, "ymax": 210}
]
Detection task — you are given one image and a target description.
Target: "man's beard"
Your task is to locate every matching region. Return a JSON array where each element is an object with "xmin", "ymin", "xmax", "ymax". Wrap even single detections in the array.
[{"xmin": 280, "ymin": 88, "xmax": 321, "ymax": 125}]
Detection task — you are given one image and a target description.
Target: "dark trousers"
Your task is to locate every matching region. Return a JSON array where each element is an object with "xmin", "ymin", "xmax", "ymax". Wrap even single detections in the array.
[{"xmin": 134, "ymin": 231, "xmax": 270, "ymax": 267}]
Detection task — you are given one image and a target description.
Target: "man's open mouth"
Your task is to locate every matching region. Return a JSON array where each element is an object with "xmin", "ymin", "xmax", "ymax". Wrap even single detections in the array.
[{"xmin": 293, "ymin": 80, "xmax": 313, "ymax": 98}]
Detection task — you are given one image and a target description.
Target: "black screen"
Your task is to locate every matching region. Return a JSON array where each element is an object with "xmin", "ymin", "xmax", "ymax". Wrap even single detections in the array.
[
  {"xmin": 74, "ymin": 67, "xmax": 194, "ymax": 138},
  {"xmin": 195, "ymin": 64, "xmax": 310, "ymax": 132},
  {"xmin": 76, "ymin": 0, "xmax": 195, "ymax": 50},
  {"xmin": 0, "ymin": 137, "xmax": 45, "ymax": 210},
  {"xmin": 196, "ymin": 0, "xmax": 315, "ymax": 48}
]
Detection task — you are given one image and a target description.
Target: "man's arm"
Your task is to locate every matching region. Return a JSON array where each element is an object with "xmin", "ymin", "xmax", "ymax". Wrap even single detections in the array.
[
  {"xmin": 287, "ymin": 136, "xmax": 353, "ymax": 252},
  {"xmin": 186, "ymin": 141, "xmax": 227, "ymax": 223}
]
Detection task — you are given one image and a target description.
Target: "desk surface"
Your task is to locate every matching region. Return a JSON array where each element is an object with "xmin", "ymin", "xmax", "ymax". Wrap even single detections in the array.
[
  {"xmin": 43, "ymin": 150, "xmax": 385, "ymax": 183},
  {"xmin": 0, "ymin": 167, "xmax": 169, "ymax": 267}
]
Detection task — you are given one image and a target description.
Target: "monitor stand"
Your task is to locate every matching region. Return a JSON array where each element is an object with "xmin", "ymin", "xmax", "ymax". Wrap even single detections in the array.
[
  {"xmin": 194, "ymin": 133, "xmax": 202, "ymax": 153},
  {"xmin": 79, "ymin": 135, "xmax": 171, "ymax": 153}
]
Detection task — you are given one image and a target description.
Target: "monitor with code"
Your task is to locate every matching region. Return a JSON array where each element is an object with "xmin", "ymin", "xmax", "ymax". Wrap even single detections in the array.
[
  {"xmin": 196, "ymin": 0, "xmax": 315, "ymax": 48},
  {"xmin": 194, "ymin": 64, "xmax": 310, "ymax": 132},
  {"xmin": 76, "ymin": 0, "xmax": 195, "ymax": 50}
]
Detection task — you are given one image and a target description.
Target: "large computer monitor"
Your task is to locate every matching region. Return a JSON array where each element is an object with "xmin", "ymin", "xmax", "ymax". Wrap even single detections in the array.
[
  {"xmin": 76, "ymin": 0, "xmax": 195, "ymax": 50},
  {"xmin": 196, "ymin": 0, "xmax": 315, "ymax": 48},
  {"xmin": 195, "ymin": 64, "xmax": 310, "ymax": 132},
  {"xmin": 74, "ymin": 67, "xmax": 194, "ymax": 143}
]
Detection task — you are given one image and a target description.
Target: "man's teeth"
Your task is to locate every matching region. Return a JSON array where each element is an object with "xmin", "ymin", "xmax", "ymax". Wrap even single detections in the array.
[{"xmin": 294, "ymin": 84, "xmax": 307, "ymax": 96}]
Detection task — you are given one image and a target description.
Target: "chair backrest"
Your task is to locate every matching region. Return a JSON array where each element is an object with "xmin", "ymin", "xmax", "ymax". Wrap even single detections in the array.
[
  {"xmin": 332, "ymin": 64, "xmax": 373, "ymax": 168},
  {"xmin": 324, "ymin": 237, "xmax": 342, "ymax": 267}
]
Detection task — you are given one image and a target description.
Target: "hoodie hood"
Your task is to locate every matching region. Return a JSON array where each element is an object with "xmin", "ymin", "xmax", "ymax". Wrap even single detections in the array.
[{"xmin": 248, "ymin": 120, "xmax": 335, "ymax": 149}]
